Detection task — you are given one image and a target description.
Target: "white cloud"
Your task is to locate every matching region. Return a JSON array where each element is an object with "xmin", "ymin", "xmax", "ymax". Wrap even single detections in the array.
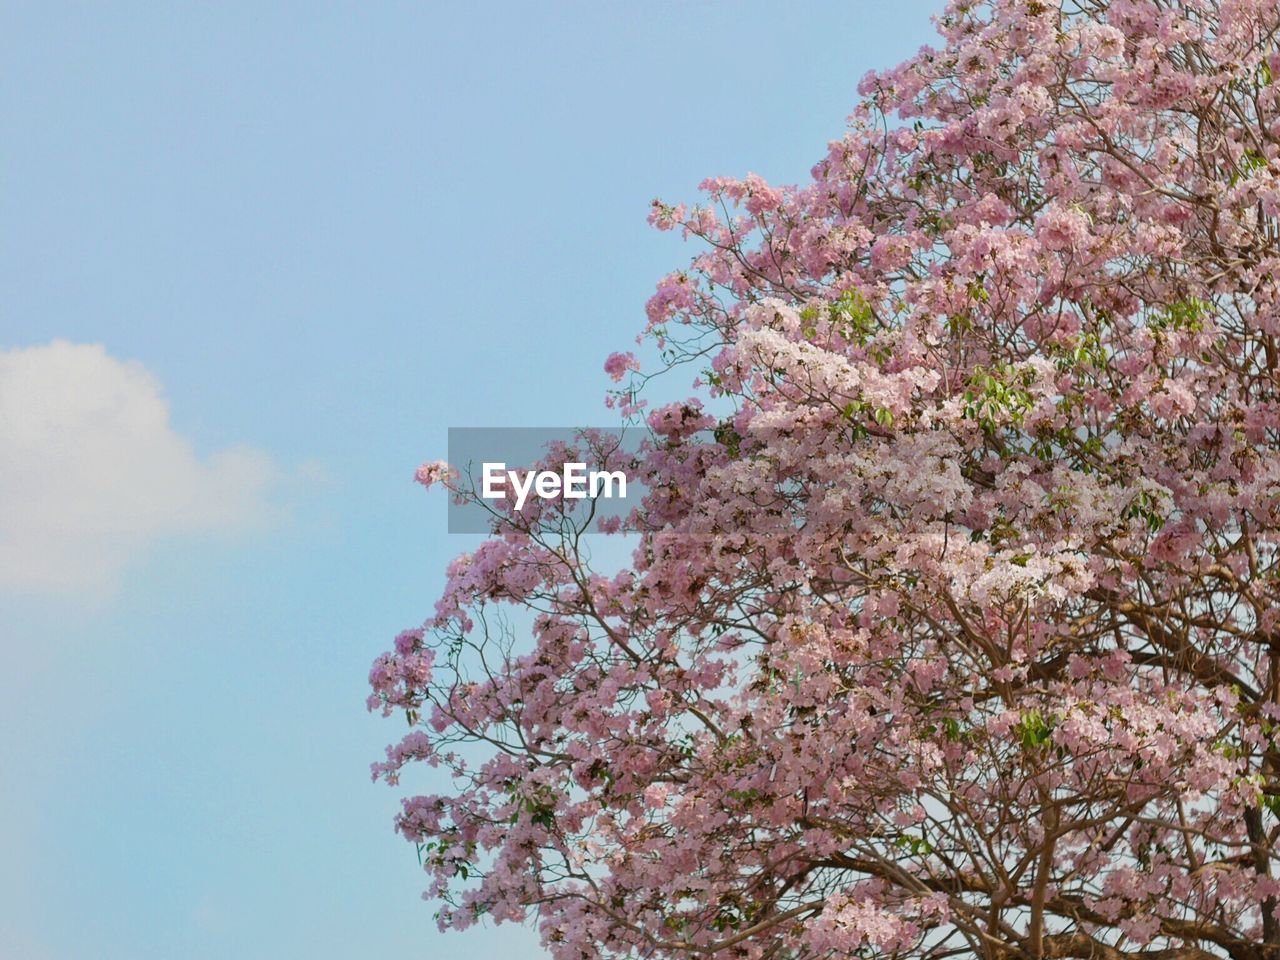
[{"xmin": 0, "ymin": 340, "xmax": 281, "ymax": 594}]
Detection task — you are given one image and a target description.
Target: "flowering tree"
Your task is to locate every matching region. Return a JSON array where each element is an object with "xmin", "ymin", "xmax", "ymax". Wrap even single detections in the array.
[{"xmin": 369, "ymin": 2, "xmax": 1280, "ymax": 958}]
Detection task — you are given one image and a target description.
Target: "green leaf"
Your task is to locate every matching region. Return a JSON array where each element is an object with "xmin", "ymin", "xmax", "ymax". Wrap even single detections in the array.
[{"xmin": 1016, "ymin": 710, "xmax": 1056, "ymax": 750}]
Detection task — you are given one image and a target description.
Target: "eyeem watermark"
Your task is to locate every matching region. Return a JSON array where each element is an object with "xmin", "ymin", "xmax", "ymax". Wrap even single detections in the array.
[
  {"xmin": 482, "ymin": 462, "xmax": 627, "ymax": 511},
  {"xmin": 447, "ymin": 427, "xmax": 641, "ymax": 533}
]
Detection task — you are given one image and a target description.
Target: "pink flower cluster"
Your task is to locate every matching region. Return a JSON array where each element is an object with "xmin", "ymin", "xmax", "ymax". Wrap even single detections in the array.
[
  {"xmin": 414, "ymin": 460, "xmax": 451, "ymax": 489},
  {"xmin": 603, "ymin": 351, "xmax": 639, "ymax": 382}
]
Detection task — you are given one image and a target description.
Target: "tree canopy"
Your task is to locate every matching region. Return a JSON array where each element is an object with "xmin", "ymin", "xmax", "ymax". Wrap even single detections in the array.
[{"xmin": 370, "ymin": 2, "xmax": 1280, "ymax": 958}]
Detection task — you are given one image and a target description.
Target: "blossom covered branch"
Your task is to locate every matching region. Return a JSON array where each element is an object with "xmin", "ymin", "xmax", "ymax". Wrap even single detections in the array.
[{"xmin": 372, "ymin": 2, "xmax": 1280, "ymax": 959}]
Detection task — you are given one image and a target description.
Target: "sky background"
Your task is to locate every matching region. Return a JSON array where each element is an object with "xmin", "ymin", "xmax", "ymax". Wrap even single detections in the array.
[{"xmin": 0, "ymin": 3, "xmax": 942, "ymax": 957}]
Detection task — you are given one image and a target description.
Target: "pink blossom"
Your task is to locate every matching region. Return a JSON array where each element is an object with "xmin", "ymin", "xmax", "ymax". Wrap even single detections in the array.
[
  {"xmin": 414, "ymin": 459, "xmax": 450, "ymax": 489},
  {"xmin": 603, "ymin": 351, "xmax": 639, "ymax": 382}
]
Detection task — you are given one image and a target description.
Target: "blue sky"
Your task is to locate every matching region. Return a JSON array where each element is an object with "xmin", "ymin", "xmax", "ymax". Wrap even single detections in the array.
[{"xmin": 0, "ymin": 3, "xmax": 942, "ymax": 957}]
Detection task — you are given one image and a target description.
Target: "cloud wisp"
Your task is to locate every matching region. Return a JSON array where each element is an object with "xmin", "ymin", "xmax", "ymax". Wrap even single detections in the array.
[{"xmin": 0, "ymin": 341, "xmax": 281, "ymax": 595}]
